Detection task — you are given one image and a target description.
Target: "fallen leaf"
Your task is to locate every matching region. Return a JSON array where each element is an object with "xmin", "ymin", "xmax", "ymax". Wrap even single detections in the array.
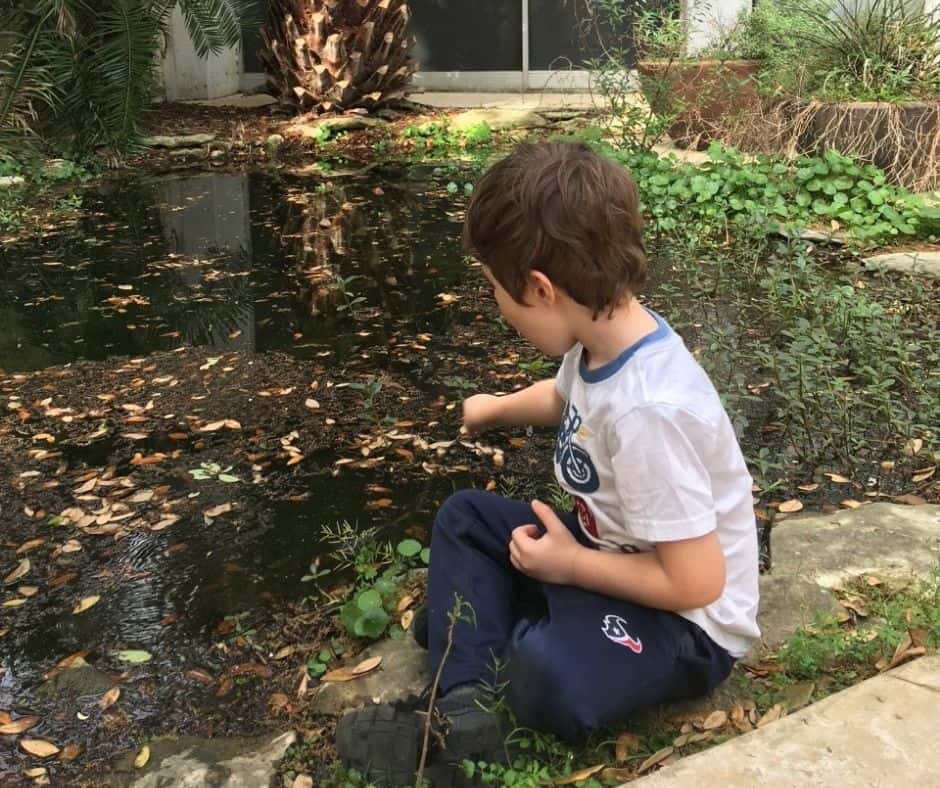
[
  {"xmin": 134, "ymin": 745, "xmax": 150, "ymax": 769},
  {"xmin": 185, "ymin": 668, "xmax": 214, "ymax": 684},
  {"xmin": 130, "ymin": 452, "xmax": 165, "ymax": 466},
  {"xmin": 912, "ymin": 466, "xmax": 936, "ymax": 483},
  {"xmin": 73, "ymin": 478, "xmax": 97, "ymax": 495},
  {"xmin": 23, "ymin": 768, "xmax": 47, "ymax": 778},
  {"xmin": 903, "ymin": 438, "xmax": 923, "ymax": 457},
  {"xmin": 200, "ymin": 420, "xmax": 226, "ymax": 432},
  {"xmin": 18, "ymin": 586, "xmax": 39, "ymax": 597},
  {"xmin": 20, "ymin": 740, "xmax": 59, "ymax": 758},
  {"xmin": 72, "ymin": 595, "xmax": 100, "ymax": 614},
  {"xmin": 365, "ymin": 498, "xmax": 393, "ymax": 510},
  {"xmin": 274, "ymin": 646, "xmax": 295, "ymax": 660},
  {"xmin": 58, "ymin": 743, "xmax": 82, "ymax": 762},
  {"xmin": 16, "ymin": 538, "xmax": 45, "ymax": 554},
  {"xmin": 757, "ymin": 703, "xmax": 786, "ymax": 727},
  {"xmin": 702, "ymin": 709, "xmax": 728, "ymax": 730},
  {"xmin": 0, "ymin": 711, "xmax": 9, "ymax": 724},
  {"xmin": 352, "ymin": 655, "xmax": 382, "ymax": 675},
  {"xmin": 229, "ymin": 663, "xmax": 273, "ymax": 679},
  {"xmin": 615, "ymin": 731, "xmax": 641, "ymax": 761},
  {"xmin": 204, "ymin": 503, "xmax": 233, "ymax": 518},
  {"xmin": 115, "ymin": 650, "xmax": 152, "ymax": 663},
  {"xmin": 0, "ymin": 715, "xmax": 40, "ymax": 734},
  {"xmin": 286, "ymin": 454, "xmax": 304, "ymax": 467},
  {"xmin": 296, "ymin": 670, "xmax": 309, "ymax": 698},
  {"xmin": 797, "ymin": 483, "xmax": 819, "ymax": 492},
  {"xmin": 840, "ymin": 499, "xmax": 863, "ymax": 509},
  {"xmin": 3, "ymin": 598, "xmax": 27, "ymax": 607},
  {"xmin": 599, "ymin": 768, "xmax": 633, "ymax": 783},
  {"xmin": 322, "ymin": 655, "xmax": 382, "ymax": 683},
  {"xmin": 893, "ymin": 494, "xmax": 927, "ymax": 506},
  {"xmin": 4, "ymin": 559, "xmax": 30, "ymax": 586},
  {"xmin": 401, "ymin": 610, "xmax": 414, "ymax": 630},
  {"xmin": 825, "ymin": 473, "xmax": 852, "ymax": 483},
  {"xmin": 99, "ymin": 687, "xmax": 120, "ymax": 709},
  {"xmin": 292, "ymin": 776, "xmax": 314, "ymax": 788},
  {"xmin": 216, "ymin": 677, "xmax": 235, "ymax": 697},
  {"xmin": 396, "ymin": 594, "xmax": 414, "ymax": 612},
  {"xmin": 553, "ymin": 764, "xmax": 605, "ymax": 784},
  {"xmin": 304, "ymin": 399, "xmax": 320, "ymax": 410},
  {"xmin": 637, "ymin": 746, "xmax": 674, "ymax": 774},
  {"xmin": 778, "ymin": 499, "xmax": 803, "ymax": 514}
]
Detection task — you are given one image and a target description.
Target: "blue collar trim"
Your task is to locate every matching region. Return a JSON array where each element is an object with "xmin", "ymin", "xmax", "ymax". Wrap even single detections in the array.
[{"xmin": 578, "ymin": 309, "xmax": 671, "ymax": 383}]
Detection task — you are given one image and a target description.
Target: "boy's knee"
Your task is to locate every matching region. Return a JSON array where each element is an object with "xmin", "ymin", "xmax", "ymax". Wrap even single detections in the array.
[
  {"xmin": 504, "ymin": 634, "xmax": 586, "ymax": 742},
  {"xmin": 433, "ymin": 489, "xmax": 486, "ymax": 536}
]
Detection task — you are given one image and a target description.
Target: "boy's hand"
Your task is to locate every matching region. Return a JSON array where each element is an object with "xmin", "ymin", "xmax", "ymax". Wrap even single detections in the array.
[
  {"xmin": 462, "ymin": 394, "xmax": 501, "ymax": 434},
  {"xmin": 509, "ymin": 500, "xmax": 583, "ymax": 585}
]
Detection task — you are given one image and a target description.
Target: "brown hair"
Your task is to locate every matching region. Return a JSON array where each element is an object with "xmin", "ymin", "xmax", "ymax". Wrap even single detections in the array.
[{"xmin": 463, "ymin": 141, "xmax": 647, "ymax": 315}]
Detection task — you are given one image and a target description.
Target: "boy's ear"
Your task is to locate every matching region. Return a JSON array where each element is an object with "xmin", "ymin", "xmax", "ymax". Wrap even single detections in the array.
[{"xmin": 527, "ymin": 270, "xmax": 558, "ymax": 306}]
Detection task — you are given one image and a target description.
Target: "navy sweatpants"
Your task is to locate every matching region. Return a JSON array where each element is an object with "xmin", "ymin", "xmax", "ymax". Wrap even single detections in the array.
[{"xmin": 427, "ymin": 490, "xmax": 734, "ymax": 743}]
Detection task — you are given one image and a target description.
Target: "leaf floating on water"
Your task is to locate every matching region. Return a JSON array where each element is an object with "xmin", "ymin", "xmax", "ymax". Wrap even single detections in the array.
[
  {"xmin": 0, "ymin": 715, "xmax": 40, "ymax": 734},
  {"xmin": 134, "ymin": 745, "xmax": 150, "ymax": 769},
  {"xmin": 115, "ymin": 650, "xmax": 152, "ymax": 663},
  {"xmin": 4, "ymin": 558, "xmax": 30, "ymax": 586},
  {"xmin": 20, "ymin": 739, "xmax": 60, "ymax": 758},
  {"xmin": 553, "ymin": 764, "xmax": 605, "ymax": 784},
  {"xmin": 99, "ymin": 687, "xmax": 120, "ymax": 710},
  {"xmin": 778, "ymin": 499, "xmax": 803, "ymax": 513},
  {"xmin": 72, "ymin": 595, "xmax": 100, "ymax": 614}
]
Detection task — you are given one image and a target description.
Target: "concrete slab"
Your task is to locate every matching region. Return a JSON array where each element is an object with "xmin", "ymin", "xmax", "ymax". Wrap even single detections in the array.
[
  {"xmin": 631, "ymin": 655, "xmax": 940, "ymax": 787},
  {"xmin": 864, "ymin": 251, "xmax": 940, "ymax": 279},
  {"xmin": 417, "ymin": 91, "xmax": 602, "ymax": 111},
  {"xmin": 187, "ymin": 92, "xmax": 278, "ymax": 109}
]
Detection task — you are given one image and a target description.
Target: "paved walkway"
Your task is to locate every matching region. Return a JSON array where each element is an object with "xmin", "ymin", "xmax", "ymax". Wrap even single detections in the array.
[{"xmin": 633, "ymin": 654, "xmax": 940, "ymax": 786}]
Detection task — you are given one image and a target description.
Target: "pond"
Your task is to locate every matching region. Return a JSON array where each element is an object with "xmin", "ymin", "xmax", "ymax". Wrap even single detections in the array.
[{"xmin": 0, "ymin": 168, "xmax": 497, "ymax": 775}]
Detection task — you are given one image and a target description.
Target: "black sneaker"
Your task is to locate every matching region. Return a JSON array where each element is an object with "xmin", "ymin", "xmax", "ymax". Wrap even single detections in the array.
[
  {"xmin": 336, "ymin": 683, "xmax": 509, "ymax": 786},
  {"xmin": 413, "ymin": 604, "xmax": 429, "ymax": 650}
]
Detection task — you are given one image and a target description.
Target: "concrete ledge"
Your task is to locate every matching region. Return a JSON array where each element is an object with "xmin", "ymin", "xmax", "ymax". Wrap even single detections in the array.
[{"xmin": 632, "ymin": 655, "xmax": 940, "ymax": 786}]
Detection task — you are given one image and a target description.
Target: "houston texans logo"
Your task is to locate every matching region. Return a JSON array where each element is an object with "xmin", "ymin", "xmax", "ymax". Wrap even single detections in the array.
[{"xmin": 601, "ymin": 614, "xmax": 643, "ymax": 654}]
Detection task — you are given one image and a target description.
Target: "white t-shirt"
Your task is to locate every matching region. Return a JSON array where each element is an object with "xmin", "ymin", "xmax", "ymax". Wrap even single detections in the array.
[{"xmin": 553, "ymin": 309, "xmax": 760, "ymax": 657}]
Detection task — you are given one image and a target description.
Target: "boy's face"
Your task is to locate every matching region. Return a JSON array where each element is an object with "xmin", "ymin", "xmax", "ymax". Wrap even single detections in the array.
[{"xmin": 483, "ymin": 267, "xmax": 576, "ymax": 357}]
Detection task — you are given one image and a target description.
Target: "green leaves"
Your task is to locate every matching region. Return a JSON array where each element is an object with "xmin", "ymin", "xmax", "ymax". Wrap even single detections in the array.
[{"xmin": 396, "ymin": 539, "xmax": 422, "ymax": 558}]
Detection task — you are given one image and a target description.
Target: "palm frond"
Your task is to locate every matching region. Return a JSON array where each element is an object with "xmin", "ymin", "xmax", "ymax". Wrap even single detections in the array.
[{"xmin": 179, "ymin": 0, "xmax": 259, "ymax": 58}]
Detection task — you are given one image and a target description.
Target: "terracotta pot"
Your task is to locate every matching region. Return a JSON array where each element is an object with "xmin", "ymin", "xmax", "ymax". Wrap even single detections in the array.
[
  {"xmin": 797, "ymin": 100, "xmax": 940, "ymax": 191},
  {"xmin": 637, "ymin": 59, "xmax": 762, "ymax": 150}
]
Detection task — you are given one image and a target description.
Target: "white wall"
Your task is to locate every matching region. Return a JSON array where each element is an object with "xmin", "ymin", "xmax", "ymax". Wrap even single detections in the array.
[
  {"xmin": 684, "ymin": 0, "xmax": 752, "ymax": 55},
  {"xmin": 161, "ymin": 5, "xmax": 241, "ymax": 101}
]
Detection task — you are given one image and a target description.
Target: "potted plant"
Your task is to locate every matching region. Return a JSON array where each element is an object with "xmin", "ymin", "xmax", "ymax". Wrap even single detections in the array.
[
  {"xmin": 633, "ymin": 2, "xmax": 767, "ymax": 150},
  {"xmin": 753, "ymin": 0, "xmax": 940, "ymax": 192}
]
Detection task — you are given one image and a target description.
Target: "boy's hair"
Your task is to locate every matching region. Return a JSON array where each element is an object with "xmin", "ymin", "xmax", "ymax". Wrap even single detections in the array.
[{"xmin": 463, "ymin": 141, "xmax": 647, "ymax": 315}]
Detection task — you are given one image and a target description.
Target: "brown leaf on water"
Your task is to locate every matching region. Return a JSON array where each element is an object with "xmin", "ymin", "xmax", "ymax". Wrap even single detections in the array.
[
  {"xmin": 0, "ymin": 715, "xmax": 40, "ymax": 734},
  {"xmin": 99, "ymin": 687, "xmax": 120, "ymax": 710},
  {"xmin": 20, "ymin": 740, "xmax": 59, "ymax": 758},
  {"xmin": 778, "ymin": 499, "xmax": 803, "ymax": 514},
  {"xmin": 637, "ymin": 746, "xmax": 674, "ymax": 774},
  {"xmin": 58, "ymin": 743, "xmax": 82, "ymax": 762},
  {"xmin": 553, "ymin": 764, "xmax": 605, "ymax": 784},
  {"xmin": 702, "ymin": 709, "xmax": 728, "ymax": 730},
  {"xmin": 17, "ymin": 538, "xmax": 46, "ymax": 554},
  {"xmin": 4, "ymin": 558, "xmax": 30, "ymax": 586},
  {"xmin": 757, "ymin": 703, "xmax": 786, "ymax": 728},
  {"xmin": 615, "ymin": 731, "xmax": 641, "ymax": 761}
]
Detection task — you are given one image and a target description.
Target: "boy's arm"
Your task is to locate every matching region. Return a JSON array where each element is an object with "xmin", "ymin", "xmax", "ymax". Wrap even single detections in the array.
[
  {"xmin": 510, "ymin": 503, "xmax": 726, "ymax": 611},
  {"xmin": 463, "ymin": 379, "xmax": 564, "ymax": 433}
]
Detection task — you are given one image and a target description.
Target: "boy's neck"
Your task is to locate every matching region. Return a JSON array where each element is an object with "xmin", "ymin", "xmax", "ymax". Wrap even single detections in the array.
[{"xmin": 574, "ymin": 297, "xmax": 659, "ymax": 371}]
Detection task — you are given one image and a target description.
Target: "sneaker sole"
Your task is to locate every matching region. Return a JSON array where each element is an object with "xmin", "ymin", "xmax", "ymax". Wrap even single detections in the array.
[{"xmin": 336, "ymin": 704, "xmax": 425, "ymax": 787}]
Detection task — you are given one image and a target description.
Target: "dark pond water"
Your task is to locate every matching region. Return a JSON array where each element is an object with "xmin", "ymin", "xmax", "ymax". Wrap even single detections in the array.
[{"xmin": 0, "ymin": 169, "xmax": 482, "ymax": 760}]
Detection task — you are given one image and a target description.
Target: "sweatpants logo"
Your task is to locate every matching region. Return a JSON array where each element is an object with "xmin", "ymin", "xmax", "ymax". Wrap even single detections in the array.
[{"xmin": 601, "ymin": 614, "xmax": 643, "ymax": 653}]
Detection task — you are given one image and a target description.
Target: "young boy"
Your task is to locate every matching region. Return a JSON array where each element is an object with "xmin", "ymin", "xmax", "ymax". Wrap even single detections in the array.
[{"xmin": 337, "ymin": 142, "xmax": 760, "ymax": 784}]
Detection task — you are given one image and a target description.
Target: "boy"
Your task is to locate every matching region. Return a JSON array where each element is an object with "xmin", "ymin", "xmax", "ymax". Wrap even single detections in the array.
[{"xmin": 337, "ymin": 142, "xmax": 760, "ymax": 784}]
